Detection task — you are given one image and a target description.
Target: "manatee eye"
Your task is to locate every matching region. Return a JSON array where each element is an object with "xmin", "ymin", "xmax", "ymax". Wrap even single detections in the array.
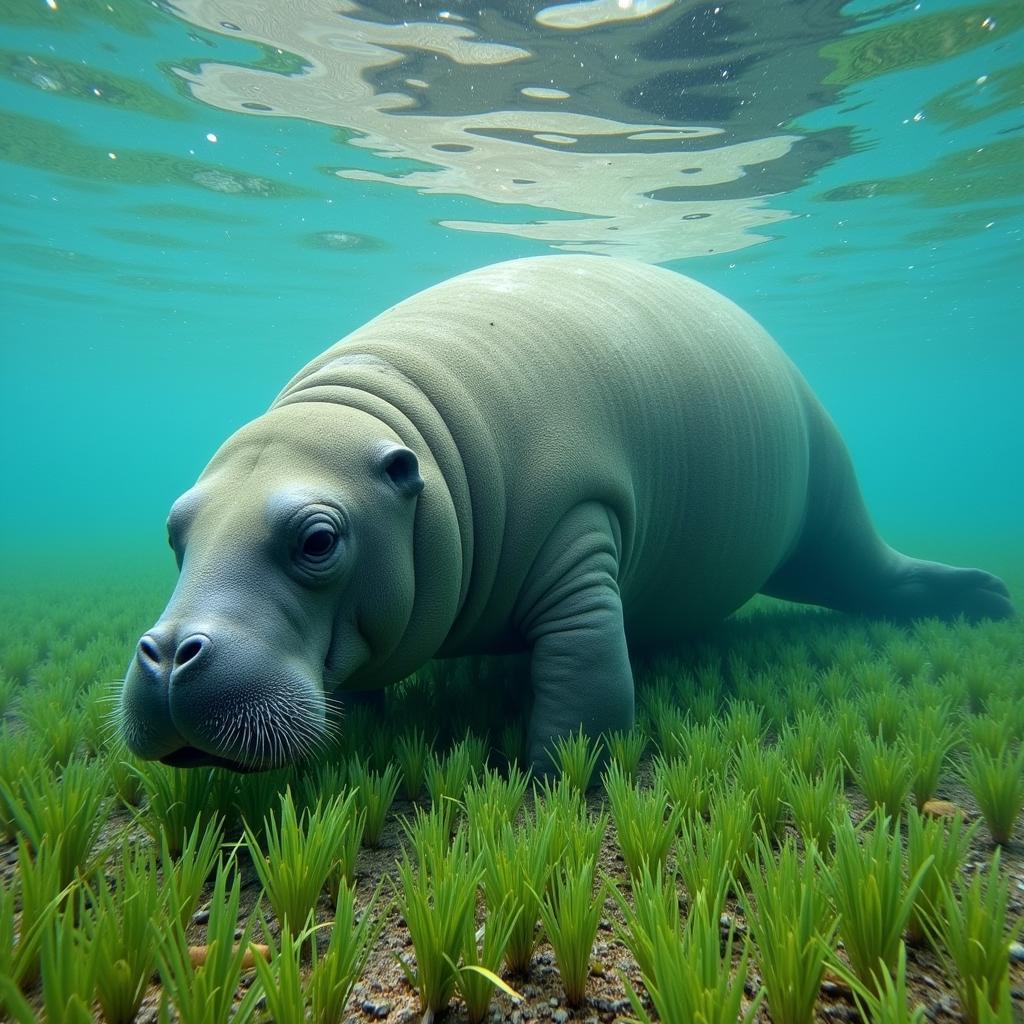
[
  {"xmin": 283, "ymin": 503, "xmax": 346, "ymax": 579},
  {"xmin": 293, "ymin": 509, "xmax": 345, "ymax": 575},
  {"xmin": 302, "ymin": 526, "xmax": 336, "ymax": 559}
]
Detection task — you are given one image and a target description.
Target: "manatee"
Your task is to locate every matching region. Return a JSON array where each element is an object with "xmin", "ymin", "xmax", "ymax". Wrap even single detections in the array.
[{"xmin": 119, "ymin": 255, "xmax": 1013, "ymax": 771}]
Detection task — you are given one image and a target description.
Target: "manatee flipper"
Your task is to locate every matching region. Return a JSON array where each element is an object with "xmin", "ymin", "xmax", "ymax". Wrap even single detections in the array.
[
  {"xmin": 762, "ymin": 388, "xmax": 1014, "ymax": 622},
  {"xmin": 514, "ymin": 502, "xmax": 635, "ymax": 772}
]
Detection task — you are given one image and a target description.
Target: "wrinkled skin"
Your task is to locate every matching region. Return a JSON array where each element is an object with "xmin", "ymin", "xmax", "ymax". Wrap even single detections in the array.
[
  {"xmin": 120, "ymin": 256, "xmax": 1013, "ymax": 772},
  {"xmin": 119, "ymin": 405, "xmax": 441, "ymax": 770}
]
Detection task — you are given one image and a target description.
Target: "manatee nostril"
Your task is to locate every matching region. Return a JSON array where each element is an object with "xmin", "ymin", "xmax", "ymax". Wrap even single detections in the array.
[
  {"xmin": 173, "ymin": 634, "xmax": 208, "ymax": 669},
  {"xmin": 138, "ymin": 636, "xmax": 162, "ymax": 666}
]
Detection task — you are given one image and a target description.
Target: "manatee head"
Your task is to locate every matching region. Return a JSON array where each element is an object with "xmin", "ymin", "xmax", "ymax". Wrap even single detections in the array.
[{"xmin": 119, "ymin": 402, "xmax": 425, "ymax": 771}]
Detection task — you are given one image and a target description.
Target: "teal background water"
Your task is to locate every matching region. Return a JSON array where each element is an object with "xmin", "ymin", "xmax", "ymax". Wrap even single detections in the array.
[{"xmin": 1, "ymin": 0, "xmax": 1021, "ymax": 584}]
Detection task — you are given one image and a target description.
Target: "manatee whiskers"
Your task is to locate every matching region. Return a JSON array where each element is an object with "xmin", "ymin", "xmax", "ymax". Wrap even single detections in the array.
[
  {"xmin": 105, "ymin": 677, "xmax": 145, "ymax": 751},
  {"xmin": 203, "ymin": 690, "xmax": 334, "ymax": 770}
]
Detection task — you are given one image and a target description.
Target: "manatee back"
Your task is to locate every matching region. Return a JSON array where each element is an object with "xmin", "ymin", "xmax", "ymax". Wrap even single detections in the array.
[{"xmin": 280, "ymin": 256, "xmax": 812, "ymax": 644}]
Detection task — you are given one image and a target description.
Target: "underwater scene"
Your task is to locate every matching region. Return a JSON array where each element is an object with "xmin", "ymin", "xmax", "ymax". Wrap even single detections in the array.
[{"xmin": 1, "ymin": 0, "xmax": 1022, "ymax": 1021}]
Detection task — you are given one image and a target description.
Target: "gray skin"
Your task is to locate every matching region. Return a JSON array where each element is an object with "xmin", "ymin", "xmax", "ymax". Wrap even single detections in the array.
[{"xmin": 120, "ymin": 255, "xmax": 1014, "ymax": 772}]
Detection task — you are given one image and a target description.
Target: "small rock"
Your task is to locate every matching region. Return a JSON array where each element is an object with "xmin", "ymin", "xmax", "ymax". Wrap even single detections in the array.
[
  {"xmin": 189, "ymin": 943, "xmax": 269, "ymax": 970},
  {"xmin": 553, "ymin": 1011, "xmax": 569, "ymax": 1024},
  {"xmin": 821, "ymin": 975, "xmax": 854, "ymax": 999},
  {"xmin": 921, "ymin": 974, "xmax": 939, "ymax": 990},
  {"xmin": 192, "ymin": 908, "xmax": 211, "ymax": 924},
  {"xmin": 822, "ymin": 1006, "xmax": 858, "ymax": 1022},
  {"xmin": 394, "ymin": 1010, "xmax": 417, "ymax": 1024},
  {"xmin": 591, "ymin": 997, "xmax": 630, "ymax": 1013},
  {"xmin": 921, "ymin": 799, "xmax": 963, "ymax": 819},
  {"xmin": 1010, "ymin": 941, "xmax": 1024, "ymax": 963},
  {"xmin": 360, "ymin": 1000, "xmax": 390, "ymax": 1019},
  {"xmin": 549, "ymin": 998, "xmax": 559, "ymax": 1007}
]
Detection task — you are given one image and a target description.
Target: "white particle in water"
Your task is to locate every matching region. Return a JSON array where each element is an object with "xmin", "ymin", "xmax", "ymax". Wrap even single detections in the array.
[
  {"xmin": 206, "ymin": 132, "xmax": 218, "ymax": 143},
  {"xmin": 912, "ymin": 111, "xmax": 924, "ymax": 122},
  {"xmin": 107, "ymin": 152, "xmax": 116, "ymax": 160},
  {"xmin": 976, "ymin": 75, "xmax": 988, "ymax": 85}
]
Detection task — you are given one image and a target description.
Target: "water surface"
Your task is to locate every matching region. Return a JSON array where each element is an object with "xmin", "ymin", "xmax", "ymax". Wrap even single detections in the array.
[{"xmin": 1, "ymin": 0, "xmax": 1021, "ymax": 579}]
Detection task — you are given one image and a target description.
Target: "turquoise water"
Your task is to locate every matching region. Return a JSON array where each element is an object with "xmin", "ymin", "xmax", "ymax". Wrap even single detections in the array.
[{"xmin": 1, "ymin": 0, "xmax": 1021, "ymax": 579}]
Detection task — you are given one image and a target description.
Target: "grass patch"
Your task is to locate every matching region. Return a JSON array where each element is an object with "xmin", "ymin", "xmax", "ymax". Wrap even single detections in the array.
[
  {"xmin": 742, "ymin": 837, "xmax": 836, "ymax": 1024},
  {"xmin": 853, "ymin": 732, "xmax": 914, "ymax": 820},
  {"xmin": 2, "ymin": 568, "xmax": 1021, "ymax": 1020},
  {"xmin": 245, "ymin": 786, "xmax": 357, "ymax": 937},
  {"xmin": 624, "ymin": 868, "xmax": 761, "ymax": 1024},
  {"xmin": 538, "ymin": 860, "xmax": 605, "ymax": 1007},
  {"xmin": 155, "ymin": 860, "xmax": 263, "ymax": 1024},
  {"xmin": 87, "ymin": 840, "xmax": 164, "ymax": 1024},
  {"xmin": 603, "ymin": 760, "xmax": 681, "ymax": 879},
  {"xmin": 604, "ymin": 727, "xmax": 647, "ymax": 779},
  {"xmin": 933, "ymin": 849, "xmax": 1022, "ymax": 1024},
  {"xmin": 905, "ymin": 806, "xmax": 974, "ymax": 947},
  {"xmin": 348, "ymin": 757, "xmax": 401, "ymax": 848},
  {"xmin": 822, "ymin": 813, "xmax": 930, "ymax": 997},
  {"xmin": 40, "ymin": 901, "xmax": 97, "ymax": 1024},
  {"xmin": 2, "ymin": 758, "xmax": 111, "ymax": 893},
  {"xmin": 394, "ymin": 728, "xmax": 432, "ymax": 800},
  {"xmin": 480, "ymin": 814, "xmax": 556, "ymax": 973},
  {"xmin": 961, "ymin": 742, "xmax": 1024, "ymax": 844},
  {"xmin": 396, "ymin": 818, "xmax": 483, "ymax": 1017},
  {"xmin": 549, "ymin": 726, "xmax": 603, "ymax": 793}
]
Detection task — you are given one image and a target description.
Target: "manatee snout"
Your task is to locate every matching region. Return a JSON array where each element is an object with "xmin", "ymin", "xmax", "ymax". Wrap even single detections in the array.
[
  {"xmin": 121, "ymin": 614, "xmax": 328, "ymax": 772},
  {"xmin": 119, "ymin": 401, "xmax": 440, "ymax": 771}
]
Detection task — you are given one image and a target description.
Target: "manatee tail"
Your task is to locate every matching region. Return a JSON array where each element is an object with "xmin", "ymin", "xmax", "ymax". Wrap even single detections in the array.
[{"xmin": 761, "ymin": 386, "xmax": 1014, "ymax": 623}]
